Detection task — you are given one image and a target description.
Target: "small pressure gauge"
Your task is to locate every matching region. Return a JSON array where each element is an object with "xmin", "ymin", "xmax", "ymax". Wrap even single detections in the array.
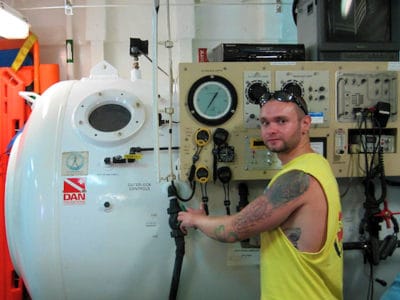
[
  {"xmin": 187, "ymin": 75, "xmax": 237, "ymax": 126},
  {"xmin": 66, "ymin": 152, "xmax": 85, "ymax": 171},
  {"xmin": 245, "ymin": 80, "xmax": 269, "ymax": 104}
]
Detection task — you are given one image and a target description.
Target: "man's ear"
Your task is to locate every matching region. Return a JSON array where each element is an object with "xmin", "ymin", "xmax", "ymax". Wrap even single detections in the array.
[{"xmin": 301, "ymin": 115, "xmax": 312, "ymax": 131}]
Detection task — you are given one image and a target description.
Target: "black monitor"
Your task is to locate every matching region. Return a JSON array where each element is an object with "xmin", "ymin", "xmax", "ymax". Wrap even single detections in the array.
[{"xmin": 295, "ymin": 0, "xmax": 400, "ymax": 61}]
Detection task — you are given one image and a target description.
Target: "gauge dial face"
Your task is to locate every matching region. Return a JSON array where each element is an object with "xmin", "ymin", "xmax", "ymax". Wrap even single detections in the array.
[
  {"xmin": 66, "ymin": 152, "xmax": 84, "ymax": 171},
  {"xmin": 245, "ymin": 80, "xmax": 269, "ymax": 104},
  {"xmin": 218, "ymin": 145, "xmax": 235, "ymax": 162},
  {"xmin": 188, "ymin": 75, "xmax": 237, "ymax": 126}
]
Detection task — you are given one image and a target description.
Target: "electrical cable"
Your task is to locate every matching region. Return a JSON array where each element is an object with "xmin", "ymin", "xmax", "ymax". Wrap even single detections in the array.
[
  {"xmin": 169, "ymin": 143, "xmax": 203, "ymax": 202},
  {"xmin": 375, "ymin": 146, "xmax": 387, "ymax": 205},
  {"xmin": 217, "ymin": 166, "xmax": 232, "ymax": 215},
  {"xmin": 200, "ymin": 182, "xmax": 209, "ymax": 215},
  {"xmin": 222, "ymin": 181, "xmax": 231, "ymax": 215},
  {"xmin": 367, "ymin": 262, "xmax": 374, "ymax": 300},
  {"xmin": 367, "ymin": 114, "xmax": 382, "ymax": 183},
  {"xmin": 360, "ymin": 113, "xmax": 369, "ymax": 177},
  {"xmin": 171, "ymin": 180, "xmax": 196, "ymax": 202},
  {"xmin": 172, "ymin": 128, "xmax": 211, "ymax": 202},
  {"xmin": 353, "ymin": 101, "xmax": 400, "ymax": 298},
  {"xmin": 135, "ymin": 49, "xmax": 169, "ymax": 76},
  {"xmin": 189, "ymin": 145, "xmax": 203, "ymax": 181}
]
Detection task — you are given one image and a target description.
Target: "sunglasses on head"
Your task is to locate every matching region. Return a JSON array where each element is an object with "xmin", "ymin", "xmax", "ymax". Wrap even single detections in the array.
[{"xmin": 259, "ymin": 90, "xmax": 308, "ymax": 115}]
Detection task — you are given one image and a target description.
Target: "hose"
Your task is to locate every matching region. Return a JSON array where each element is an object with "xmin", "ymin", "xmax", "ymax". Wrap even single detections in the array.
[{"xmin": 167, "ymin": 185, "xmax": 185, "ymax": 300}]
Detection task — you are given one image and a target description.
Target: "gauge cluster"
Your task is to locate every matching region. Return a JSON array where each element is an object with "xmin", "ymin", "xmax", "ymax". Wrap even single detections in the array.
[{"xmin": 178, "ymin": 62, "xmax": 400, "ymax": 180}]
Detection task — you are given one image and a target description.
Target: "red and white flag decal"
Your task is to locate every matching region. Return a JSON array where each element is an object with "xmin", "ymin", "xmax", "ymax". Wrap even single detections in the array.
[{"xmin": 63, "ymin": 177, "xmax": 86, "ymax": 202}]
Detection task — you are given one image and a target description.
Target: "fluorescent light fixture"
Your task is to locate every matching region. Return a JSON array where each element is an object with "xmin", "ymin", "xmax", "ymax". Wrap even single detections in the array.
[{"xmin": 0, "ymin": 1, "xmax": 30, "ymax": 39}]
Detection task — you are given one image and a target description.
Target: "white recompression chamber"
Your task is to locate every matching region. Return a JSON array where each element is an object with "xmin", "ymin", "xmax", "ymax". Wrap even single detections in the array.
[{"xmin": 5, "ymin": 61, "xmax": 178, "ymax": 299}]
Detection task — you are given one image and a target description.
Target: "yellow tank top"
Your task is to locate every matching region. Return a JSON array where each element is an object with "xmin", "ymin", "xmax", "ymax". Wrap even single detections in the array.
[{"xmin": 260, "ymin": 153, "xmax": 343, "ymax": 300}]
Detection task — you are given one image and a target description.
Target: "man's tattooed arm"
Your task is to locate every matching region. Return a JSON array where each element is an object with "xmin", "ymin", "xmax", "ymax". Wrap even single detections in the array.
[
  {"xmin": 183, "ymin": 170, "xmax": 311, "ymax": 243},
  {"xmin": 213, "ymin": 225, "xmax": 240, "ymax": 242},
  {"xmin": 266, "ymin": 170, "xmax": 310, "ymax": 206},
  {"xmin": 229, "ymin": 170, "xmax": 310, "ymax": 240}
]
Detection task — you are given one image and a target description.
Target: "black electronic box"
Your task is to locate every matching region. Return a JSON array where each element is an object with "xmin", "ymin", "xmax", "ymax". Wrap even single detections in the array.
[{"xmin": 207, "ymin": 43, "xmax": 306, "ymax": 62}]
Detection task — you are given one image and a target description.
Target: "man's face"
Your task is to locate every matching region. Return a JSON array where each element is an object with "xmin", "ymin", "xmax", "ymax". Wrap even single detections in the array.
[{"xmin": 259, "ymin": 100, "xmax": 305, "ymax": 154}]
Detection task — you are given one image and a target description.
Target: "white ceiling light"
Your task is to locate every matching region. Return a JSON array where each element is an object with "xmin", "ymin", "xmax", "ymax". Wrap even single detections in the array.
[{"xmin": 0, "ymin": 1, "xmax": 30, "ymax": 39}]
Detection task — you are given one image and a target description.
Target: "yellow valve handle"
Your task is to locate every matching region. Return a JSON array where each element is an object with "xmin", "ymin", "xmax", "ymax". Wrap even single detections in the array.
[{"xmin": 123, "ymin": 153, "xmax": 143, "ymax": 160}]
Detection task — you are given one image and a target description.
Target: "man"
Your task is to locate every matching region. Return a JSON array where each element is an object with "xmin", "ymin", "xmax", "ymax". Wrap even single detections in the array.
[{"xmin": 178, "ymin": 90, "xmax": 343, "ymax": 300}]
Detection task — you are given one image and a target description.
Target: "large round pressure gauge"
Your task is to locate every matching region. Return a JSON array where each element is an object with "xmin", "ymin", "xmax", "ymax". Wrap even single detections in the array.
[{"xmin": 187, "ymin": 75, "xmax": 237, "ymax": 126}]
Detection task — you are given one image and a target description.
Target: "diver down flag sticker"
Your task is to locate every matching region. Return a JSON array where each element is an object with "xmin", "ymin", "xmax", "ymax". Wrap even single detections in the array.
[{"xmin": 63, "ymin": 177, "xmax": 86, "ymax": 203}]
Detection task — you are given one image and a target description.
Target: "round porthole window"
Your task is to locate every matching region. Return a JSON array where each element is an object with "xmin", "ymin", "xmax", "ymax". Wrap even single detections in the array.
[
  {"xmin": 89, "ymin": 104, "xmax": 132, "ymax": 132},
  {"xmin": 74, "ymin": 89, "xmax": 145, "ymax": 146}
]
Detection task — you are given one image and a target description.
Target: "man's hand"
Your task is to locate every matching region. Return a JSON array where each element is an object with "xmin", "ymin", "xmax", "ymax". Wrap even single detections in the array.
[{"xmin": 177, "ymin": 203, "xmax": 206, "ymax": 234}]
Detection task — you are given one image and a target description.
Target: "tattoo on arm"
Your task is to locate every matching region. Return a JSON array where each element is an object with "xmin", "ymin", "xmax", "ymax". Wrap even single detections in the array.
[
  {"xmin": 214, "ymin": 225, "xmax": 240, "ymax": 242},
  {"xmin": 218, "ymin": 170, "xmax": 309, "ymax": 241},
  {"xmin": 266, "ymin": 170, "xmax": 310, "ymax": 207},
  {"xmin": 232, "ymin": 199, "xmax": 272, "ymax": 235},
  {"xmin": 284, "ymin": 227, "xmax": 302, "ymax": 248},
  {"xmin": 213, "ymin": 198, "xmax": 273, "ymax": 241}
]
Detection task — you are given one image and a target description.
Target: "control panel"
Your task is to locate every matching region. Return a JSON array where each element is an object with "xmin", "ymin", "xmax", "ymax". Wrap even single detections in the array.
[
  {"xmin": 276, "ymin": 70, "xmax": 330, "ymax": 127},
  {"xmin": 337, "ymin": 71, "xmax": 398, "ymax": 122},
  {"xmin": 178, "ymin": 62, "xmax": 400, "ymax": 180}
]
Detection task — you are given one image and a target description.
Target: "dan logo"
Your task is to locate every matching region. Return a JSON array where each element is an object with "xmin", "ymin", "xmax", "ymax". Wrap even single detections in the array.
[{"xmin": 63, "ymin": 177, "xmax": 86, "ymax": 202}]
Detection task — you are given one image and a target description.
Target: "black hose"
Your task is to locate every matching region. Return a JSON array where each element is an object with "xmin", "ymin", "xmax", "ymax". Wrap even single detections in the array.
[
  {"xmin": 376, "ymin": 146, "xmax": 387, "ymax": 205},
  {"xmin": 167, "ymin": 185, "xmax": 185, "ymax": 300},
  {"xmin": 169, "ymin": 235, "xmax": 185, "ymax": 300}
]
